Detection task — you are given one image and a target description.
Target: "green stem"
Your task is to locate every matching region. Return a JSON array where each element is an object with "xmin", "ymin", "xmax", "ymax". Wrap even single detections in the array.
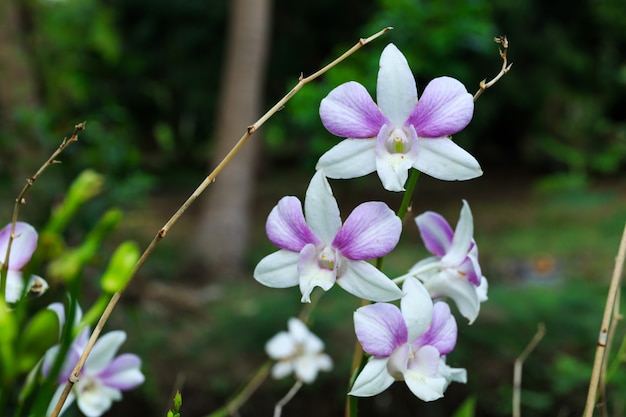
[
  {"xmin": 204, "ymin": 361, "xmax": 271, "ymax": 417},
  {"xmin": 397, "ymin": 169, "xmax": 420, "ymax": 221},
  {"xmin": 345, "ymin": 168, "xmax": 421, "ymax": 417}
]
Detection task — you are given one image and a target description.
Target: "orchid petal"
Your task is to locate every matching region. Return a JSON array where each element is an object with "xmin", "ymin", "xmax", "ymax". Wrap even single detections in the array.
[
  {"xmin": 424, "ymin": 270, "xmax": 481, "ymax": 324},
  {"xmin": 288, "ymin": 318, "xmax": 325, "ymax": 354},
  {"xmin": 401, "ymin": 277, "xmax": 434, "ymax": 342},
  {"xmin": 404, "ymin": 372, "xmax": 447, "ymax": 402},
  {"xmin": 320, "ymin": 81, "xmax": 388, "ymax": 138},
  {"xmin": 332, "ymin": 202, "xmax": 401, "ymax": 260},
  {"xmin": 354, "ymin": 303, "xmax": 406, "ymax": 357},
  {"xmin": 409, "ymin": 76, "xmax": 474, "ymax": 138},
  {"xmin": 458, "ymin": 246, "xmax": 481, "ymax": 286},
  {"xmin": 387, "ymin": 343, "xmax": 410, "ymax": 376},
  {"xmin": 415, "ymin": 212, "xmax": 454, "ymax": 257},
  {"xmin": 4, "ymin": 271, "xmax": 24, "ymax": 303},
  {"xmin": 412, "ymin": 137, "xmax": 482, "ymax": 181},
  {"xmin": 349, "ymin": 357, "xmax": 395, "ymax": 397},
  {"xmin": 266, "ymin": 196, "xmax": 320, "ymax": 252},
  {"xmin": 298, "ymin": 244, "xmax": 336, "ymax": 302},
  {"xmin": 439, "ymin": 359, "xmax": 468, "ymax": 386},
  {"xmin": 271, "ymin": 361, "xmax": 294, "ymax": 379},
  {"xmin": 316, "ymin": 138, "xmax": 377, "ymax": 179},
  {"xmin": 442, "ymin": 200, "xmax": 474, "ymax": 266},
  {"xmin": 374, "ymin": 124, "xmax": 420, "ymax": 192},
  {"xmin": 86, "ymin": 331, "xmax": 126, "ymax": 374},
  {"xmin": 254, "ymin": 250, "xmax": 300, "ymax": 289},
  {"xmin": 0, "ymin": 222, "xmax": 38, "ymax": 270},
  {"xmin": 293, "ymin": 353, "xmax": 331, "ymax": 384},
  {"xmin": 337, "ymin": 260, "xmax": 403, "ymax": 302},
  {"xmin": 404, "ymin": 345, "xmax": 446, "ymax": 401},
  {"xmin": 413, "ymin": 302, "xmax": 457, "ymax": 355},
  {"xmin": 377, "ymin": 44, "xmax": 417, "ymax": 125},
  {"xmin": 266, "ymin": 331, "xmax": 297, "ymax": 359},
  {"xmin": 304, "ymin": 171, "xmax": 341, "ymax": 243},
  {"xmin": 98, "ymin": 354, "xmax": 144, "ymax": 390},
  {"xmin": 476, "ymin": 276, "xmax": 489, "ymax": 302},
  {"xmin": 76, "ymin": 381, "xmax": 121, "ymax": 417}
]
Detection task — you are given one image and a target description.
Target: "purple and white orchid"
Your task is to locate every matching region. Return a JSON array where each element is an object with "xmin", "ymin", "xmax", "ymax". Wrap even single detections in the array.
[
  {"xmin": 350, "ymin": 277, "xmax": 466, "ymax": 400},
  {"xmin": 43, "ymin": 304, "xmax": 144, "ymax": 417},
  {"xmin": 254, "ymin": 171, "xmax": 403, "ymax": 303},
  {"xmin": 265, "ymin": 317, "xmax": 333, "ymax": 384},
  {"xmin": 0, "ymin": 222, "xmax": 48, "ymax": 303},
  {"xmin": 317, "ymin": 43, "xmax": 481, "ymax": 192},
  {"xmin": 410, "ymin": 200, "xmax": 488, "ymax": 324}
]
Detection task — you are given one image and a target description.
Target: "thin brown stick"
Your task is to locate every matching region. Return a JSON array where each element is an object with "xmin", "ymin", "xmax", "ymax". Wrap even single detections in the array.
[
  {"xmin": 49, "ymin": 28, "xmax": 392, "ymax": 417},
  {"xmin": 512, "ymin": 323, "xmax": 546, "ymax": 417},
  {"xmin": 0, "ymin": 122, "xmax": 85, "ymax": 298},
  {"xmin": 583, "ymin": 222, "xmax": 626, "ymax": 417},
  {"xmin": 473, "ymin": 36, "xmax": 513, "ymax": 102}
]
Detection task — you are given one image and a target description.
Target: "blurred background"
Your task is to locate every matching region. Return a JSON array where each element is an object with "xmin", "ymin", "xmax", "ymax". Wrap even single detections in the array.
[{"xmin": 1, "ymin": 0, "xmax": 626, "ymax": 415}]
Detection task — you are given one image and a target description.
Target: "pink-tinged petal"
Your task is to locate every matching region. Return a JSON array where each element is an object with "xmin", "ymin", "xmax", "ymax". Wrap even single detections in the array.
[
  {"xmin": 409, "ymin": 76, "xmax": 474, "ymax": 138},
  {"xmin": 412, "ymin": 137, "xmax": 482, "ymax": 181},
  {"xmin": 413, "ymin": 302, "xmax": 457, "ymax": 355},
  {"xmin": 415, "ymin": 212, "xmax": 454, "ymax": 257},
  {"xmin": 387, "ymin": 343, "xmax": 411, "ymax": 377},
  {"xmin": 266, "ymin": 197, "xmax": 320, "ymax": 252},
  {"xmin": 332, "ymin": 202, "xmax": 401, "ymax": 260},
  {"xmin": 85, "ymin": 331, "xmax": 126, "ymax": 374},
  {"xmin": 98, "ymin": 354, "xmax": 144, "ymax": 390},
  {"xmin": 441, "ymin": 200, "xmax": 474, "ymax": 266},
  {"xmin": 458, "ymin": 244, "xmax": 481, "ymax": 286},
  {"xmin": 354, "ymin": 303, "xmax": 406, "ymax": 357},
  {"xmin": 401, "ymin": 278, "xmax": 434, "ymax": 342},
  {"xmin": 349, "ymin": 357, "xmax": 395, "ymax": 397},
  {"xmin": 298, "ymin": 244, "xmax": 336, "ymax": 302},
  {"xmin": 320, "ymin": 81, "xmax": 388, "ymax": 138},
  {"xmin": 254, "ymin": 250, "xmax": 300, "ymax": 289},
  {"xmin": 304, "ymin": 171, "xmax": 341, "ymax": 243},
  {"xmin": 376, "ymin": 44, "xmax": 418, "ymax": 125},
  {"xmin": 0, "ymin": 222, "xmax": 38, "ymax": 270},
  {"xmin": 337, "ymin": 260, "xmax": 404, "ymax": 302},
  {"xmin": 424, "ymin": 270, "xmax": 481, "ymax": 324},
  {"xmin": 374, "ymin": 124, "xmax": 420, "ymax": 192},
  {"xmin": 316, "ymin": 138, "xmax": 377, "ymax": 179}
]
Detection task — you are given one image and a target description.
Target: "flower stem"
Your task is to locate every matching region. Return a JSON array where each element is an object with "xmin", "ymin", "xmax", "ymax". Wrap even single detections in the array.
[
  {"xmin": 204, "ymin": 361, "xmax": 272, "ymax": 417},
  {"xmin": 397, "ymin": 168, "xmax": 420, "ymax": 221}
]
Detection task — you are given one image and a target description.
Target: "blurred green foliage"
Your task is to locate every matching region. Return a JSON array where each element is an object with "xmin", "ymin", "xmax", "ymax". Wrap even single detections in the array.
[{"xmin": 2, "ymin": 0, "xmax": 624, "ymax": 203}]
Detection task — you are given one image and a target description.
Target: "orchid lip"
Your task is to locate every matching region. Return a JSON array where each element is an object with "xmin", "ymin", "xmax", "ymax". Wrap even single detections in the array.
[{"xmin": 385, "ymin": 127, "xmax": 412, "ymax": 154}]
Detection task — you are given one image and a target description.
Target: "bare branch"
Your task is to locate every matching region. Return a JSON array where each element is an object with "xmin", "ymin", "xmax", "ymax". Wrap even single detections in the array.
[
  {"xmin": 473, "ymin": 36, "xmax": 512, "ymax": 102},
  {"xmin": 583, "ymin": 222, "xmax": 626, "ymax": 417}
]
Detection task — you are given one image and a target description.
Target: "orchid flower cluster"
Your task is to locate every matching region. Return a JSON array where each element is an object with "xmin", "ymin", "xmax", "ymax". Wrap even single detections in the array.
[
  {"xmin": 1, "ymin": 171, "xmax": 145, "ymax": 417},
  {"xmin": 255, "ymin": 43, "xmax": 488, "ymax": 404}
]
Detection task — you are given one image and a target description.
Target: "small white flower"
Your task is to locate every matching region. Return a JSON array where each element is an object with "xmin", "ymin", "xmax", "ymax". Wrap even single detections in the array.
[{"xmin": 265, "ymin": 318, "xmax": 333, "ymax": 384}]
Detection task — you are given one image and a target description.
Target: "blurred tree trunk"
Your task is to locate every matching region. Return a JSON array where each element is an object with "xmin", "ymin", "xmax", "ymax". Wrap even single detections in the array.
[
  {"xmin": 0, "ymin": 0, "xmax": 41, "ymax": 175},
  {"xmin": 192, "ymin": 0, "xmax": 272, "ymax": 278}
]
